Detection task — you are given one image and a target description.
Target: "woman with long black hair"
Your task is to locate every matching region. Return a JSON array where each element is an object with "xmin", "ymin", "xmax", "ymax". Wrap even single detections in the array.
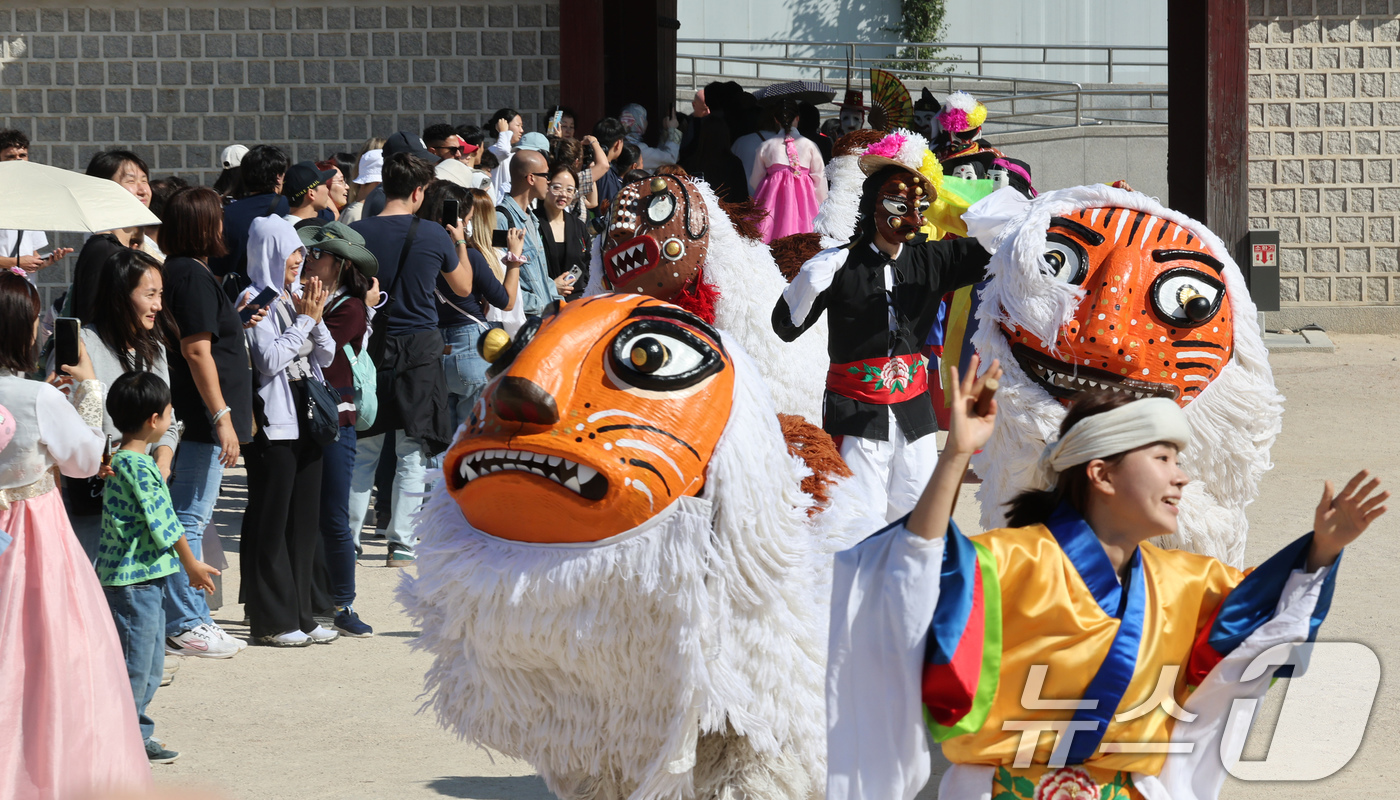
[{"xmin": 64, "ymin": 249, "xmax": 182, "ymax": 561}]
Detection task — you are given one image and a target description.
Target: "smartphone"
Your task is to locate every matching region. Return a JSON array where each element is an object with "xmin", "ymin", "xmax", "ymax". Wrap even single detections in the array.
[
  {"xmin": 440, "ymin": 199, "xmax": 460, "ymax": 229},
  {"xmin": 564, "ymin": 265, "xmax": 583, "ymax": 284},
  {"xmin": 54, "ymin": 316, "xmax": 80, "ymax": 371},
  {"xmin": 239, "ymin": 286, "xmax": 279, "ymax": 324},
  {"xmin": 491, "ymin": 229, "xmax": 510, "ymax": 249}
]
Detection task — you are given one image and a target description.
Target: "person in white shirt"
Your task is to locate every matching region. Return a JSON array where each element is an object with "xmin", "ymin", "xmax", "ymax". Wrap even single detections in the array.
[
  {"xmin": 0, "ymin": 129, "xmax": 72, "ymax": 274},
  {"xmin": 618, "ymin": 103, "xmax": 681, "ymax": 168}
]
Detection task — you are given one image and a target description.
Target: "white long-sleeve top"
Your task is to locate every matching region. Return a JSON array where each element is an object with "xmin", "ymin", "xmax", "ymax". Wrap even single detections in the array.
[
  {"xmin": 0, "ymin": 372, "xmax": 104, "ymax": 490},
  {"xmin": 489, "ymin": 129, "xmax": 515, "ymax": 205},
  {"xmin": 245, "ymin": 296, "xmax": 335, "ymax": 440}
]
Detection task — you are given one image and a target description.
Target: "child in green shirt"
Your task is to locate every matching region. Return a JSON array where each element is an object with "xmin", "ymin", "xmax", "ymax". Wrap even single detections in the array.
[{"xmin": 99, "ymin": 372, "xmax": 218, "ymax": 764}]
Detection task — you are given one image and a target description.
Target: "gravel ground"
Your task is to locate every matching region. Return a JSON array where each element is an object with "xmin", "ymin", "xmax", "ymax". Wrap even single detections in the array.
[{"xmin": 150, "ymin": 334, "xmax": 1400, "ymax": 800}]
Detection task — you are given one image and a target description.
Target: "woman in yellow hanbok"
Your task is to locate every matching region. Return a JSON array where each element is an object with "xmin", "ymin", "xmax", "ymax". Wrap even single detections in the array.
[{"xmin": 827, "ymin": 356, "xmax": 1387, "ymax": 800}]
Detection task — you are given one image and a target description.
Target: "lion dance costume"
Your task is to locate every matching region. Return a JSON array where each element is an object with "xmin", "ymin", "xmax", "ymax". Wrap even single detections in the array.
[
  {"xmin": 584, "ymin": 172, "xmax": 831, "ymax": 423},
  {"xmin": 964, "ymin": 184, "xmax": 1284, "ymax": 565},
  {"xmin": 400, "ymin": 294, "xmax": 872, "ymax": 800}
]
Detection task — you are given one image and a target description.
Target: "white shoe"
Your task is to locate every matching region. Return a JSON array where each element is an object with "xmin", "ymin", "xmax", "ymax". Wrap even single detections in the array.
[
  {"xmin": 306, "ymin": 625, "xmax": 340, "ymax": 644},
  {"xmin": 166, "ymin": 625, "xmax": 240, "ymax": 659},
  {"xmin": 206, "ymin": 622, "xmax": 248, "ymax": 651},
  {"xmin": 258, "ymin": 630, "xmax": 312, "ymax": 647}
]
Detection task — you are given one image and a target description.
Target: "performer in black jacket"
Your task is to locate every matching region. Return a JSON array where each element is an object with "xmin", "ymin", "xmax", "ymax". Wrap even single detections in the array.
[{"xmin": 773, "ymin": 157, "xmax": 990, "ymax": 521}]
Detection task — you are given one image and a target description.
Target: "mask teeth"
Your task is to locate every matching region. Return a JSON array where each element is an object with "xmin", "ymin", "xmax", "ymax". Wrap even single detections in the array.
[{"xmin": 459, "ymin": 449, "xmax": 606, "ymax": 497}]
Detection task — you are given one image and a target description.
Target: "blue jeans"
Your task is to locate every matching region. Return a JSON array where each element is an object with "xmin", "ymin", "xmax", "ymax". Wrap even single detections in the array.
[
  {"xmin": 104, "ymin": 580, "xmax": 165, "ymax": 742},
  {"xmin": 441, "ymin": 323, "xmax": 492, "ymax": 433},
  {"xmin": 319, "ymin": 425, "xmax": 358, "ymax": 607},
  {"xmin": 163, "ymin": 441, "xmax": 221, "ymax": 637},
  {"xmin": 348, "ymin": 432, "xmax": 426, "ymax": 555}
]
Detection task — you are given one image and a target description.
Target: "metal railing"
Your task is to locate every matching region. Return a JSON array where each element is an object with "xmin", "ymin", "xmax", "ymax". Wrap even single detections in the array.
[
  {"xmin": 676, "ymin": 39, "xmax": 1169, "ymax": 131},
  {"xmin": 677, "ymin": 39, "xmax": 1168, "ymax": 87}
]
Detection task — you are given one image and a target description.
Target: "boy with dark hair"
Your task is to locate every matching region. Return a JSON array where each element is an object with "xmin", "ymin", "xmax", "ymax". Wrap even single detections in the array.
[
  {"xmin": 348, "ymin": 153, "xmax": 474, "ymax": 566},
  {"xmin": 212, "ymin": 144, "xmax": 291, "ymax": 277},
  {"xmin": 591, "ymin": 117, "xmax": 629, "ymax": 205},
  {"xmin": 99, "ymin": 372, "xmax": 220, "ymax": 764}
]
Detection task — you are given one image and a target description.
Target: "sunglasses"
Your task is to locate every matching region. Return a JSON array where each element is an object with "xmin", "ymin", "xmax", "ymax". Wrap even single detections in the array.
[
  {"xmin": 308, "ymin": 247, "xmax": 346, "ymax": 262},
  {"xmin": 548, "ymin": 184, "xmax": 577, "ymax": 196},
  {"xmin": 435, "ymin": 146, "xmax": 464, "ymax": 156}
]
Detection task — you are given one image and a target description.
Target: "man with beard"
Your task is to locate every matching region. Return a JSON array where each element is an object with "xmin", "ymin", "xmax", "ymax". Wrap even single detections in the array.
[{"xmin": 773, "ymin": 153, "xmax": 991, "ymax": 522}]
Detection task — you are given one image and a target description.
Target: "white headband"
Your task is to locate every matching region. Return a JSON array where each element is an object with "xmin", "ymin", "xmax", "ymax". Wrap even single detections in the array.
[{"xmin": 1033, "ymin": 398, "xmax": 1192, "ymax": 490}]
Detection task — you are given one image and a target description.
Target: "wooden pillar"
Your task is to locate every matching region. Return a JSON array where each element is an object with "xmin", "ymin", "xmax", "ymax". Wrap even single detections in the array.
[
  {"xmin": 1167, "ymin": 0, "xmax": 1249, "ymax": 264},
  {"xmin": 561, "ymin": 0, "xmax": 606, "ymax": 133},
  {"xmin": 601, "ymin": 0, "xmax": 679, "ymax": 145}
]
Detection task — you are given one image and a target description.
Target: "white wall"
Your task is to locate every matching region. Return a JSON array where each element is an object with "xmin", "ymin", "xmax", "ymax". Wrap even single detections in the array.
[{"xmin": 678, "ymin": 0, "xmax": 1167, "ymax": 85}]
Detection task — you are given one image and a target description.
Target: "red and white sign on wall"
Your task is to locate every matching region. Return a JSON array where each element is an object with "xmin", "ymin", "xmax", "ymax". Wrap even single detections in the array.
[{"xmin": 1253, "ymin": 243, "xmax": 1277, "ymax": 267}]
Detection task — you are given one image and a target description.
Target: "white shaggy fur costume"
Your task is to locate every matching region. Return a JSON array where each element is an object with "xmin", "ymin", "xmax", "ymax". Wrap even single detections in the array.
[
  {"xmin": 586, "ymin": 178, "xmax": 831, "ymax": 424},
  {"xmin": 399, "ymin": 336, "xmax": 873, "ymax": 800},
  {"xmin": 966, "ymin": 184, "xmax": 1284, "ymax": 566}
]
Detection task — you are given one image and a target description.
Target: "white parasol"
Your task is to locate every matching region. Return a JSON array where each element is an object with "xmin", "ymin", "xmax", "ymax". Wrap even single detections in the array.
[{"xmin": 0, "ymin": 160, "xmax": 159, "ymax": 232}]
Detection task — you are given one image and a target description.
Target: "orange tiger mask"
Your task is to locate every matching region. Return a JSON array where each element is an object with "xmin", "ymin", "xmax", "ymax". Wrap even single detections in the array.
[
  {"xmin": 444, "ymin": 294, "xmax": 735, "ymax": 543},
  {"xmin": 1001, "ymin": 207, "xmax": 1235, "ymax": 406}
]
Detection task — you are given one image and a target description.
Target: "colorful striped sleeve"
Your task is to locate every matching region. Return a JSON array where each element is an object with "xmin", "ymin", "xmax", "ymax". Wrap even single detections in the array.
[
  {"xmin": 1185, "ymin": 531, "xmax": 1339, "ymax": 687},
  {"xmin": 922, "ymin": 522, "xmax": 1003, "ymax": 741}
]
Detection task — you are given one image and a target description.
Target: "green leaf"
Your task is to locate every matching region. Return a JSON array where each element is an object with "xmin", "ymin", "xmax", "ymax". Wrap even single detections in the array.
[
  {"xmin": 991, "ymin": 792, "xmax": 1018, "ymax": 800},
  {"xmin": 1012, "ymin": 776, "xmax": 1036, "ymax": 796},
  {"xmin": 994, "ymin": 766, "xmax": 1013, "ymax": 790}
]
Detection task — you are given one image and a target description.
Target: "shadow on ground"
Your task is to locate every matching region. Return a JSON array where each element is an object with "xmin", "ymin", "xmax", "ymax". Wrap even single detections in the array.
[{"xmin": 428, "ymin": 775, "xmax": 554, "ymax": 799}]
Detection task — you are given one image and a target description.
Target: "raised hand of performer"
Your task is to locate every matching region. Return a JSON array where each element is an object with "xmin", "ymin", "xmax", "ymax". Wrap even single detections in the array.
[
  {"xmin": 907, "ymin": 353, "xmax": 1002, "ymax": 541},
  {"xmin": 1307, "ymin": 470, "xmax": 1389, "ymax": 571}
]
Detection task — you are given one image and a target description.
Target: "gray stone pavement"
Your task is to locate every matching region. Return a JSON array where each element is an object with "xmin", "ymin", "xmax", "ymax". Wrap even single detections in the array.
[{"xmin": 149, "ymin": 334, "xmax": 1400, "ymax": 799}]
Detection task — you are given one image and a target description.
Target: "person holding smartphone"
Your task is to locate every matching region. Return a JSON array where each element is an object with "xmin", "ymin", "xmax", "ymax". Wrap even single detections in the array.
[
  {"xmin": 416, "ymin": 181, "xmax": 520, "ymax": 431},
  {"xmin": 159, "ymin": 186, "xmax": 259, "ymax": 659},
  {"xmin": 536, "ymin": 164, "xmax": 590, "ymax": 296}
]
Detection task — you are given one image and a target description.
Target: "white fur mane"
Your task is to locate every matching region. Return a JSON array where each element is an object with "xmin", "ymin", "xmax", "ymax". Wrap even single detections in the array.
[
  {"xmin": 969, "ymin": 185, "xmax": 1284, "ymax": 567},
  {"xmin": 399, "ymin": 336, "xmax": 860, "ymax": 800},
  {"xmin": 586, "ymin": 178, "xmax": 830, "ymax": 423},
  {"xmin": 812, "ymin": 152, "xmax": 865, "ymax": 249}
]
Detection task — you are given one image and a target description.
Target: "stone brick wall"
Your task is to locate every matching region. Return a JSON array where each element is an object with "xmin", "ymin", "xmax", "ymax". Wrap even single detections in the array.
[
  {"xmin": 1248, "ymin": 0, "xmax": 1400, "ymax": 313},
  {"xmin": 0, "ymin": 1, "xmax": 559, "ymax": 302}
]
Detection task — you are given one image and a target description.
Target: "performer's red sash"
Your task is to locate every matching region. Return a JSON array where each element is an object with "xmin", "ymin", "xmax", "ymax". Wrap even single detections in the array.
[{"xmin": 826, "ymin": 354, "xmax": 930, "ymax": 404}]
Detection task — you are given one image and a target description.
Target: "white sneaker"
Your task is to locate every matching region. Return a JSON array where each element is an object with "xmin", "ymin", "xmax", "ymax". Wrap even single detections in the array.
[
  {"xmin": 306, "ymin": 625, "xmax": 340, "ymax": 644},
  {"xmin": 166, "ymin": 625, "xmax": 240, "ymax": 659},
  {"xmin": 258, "ymin": 630, "xmax": 312, "ymax": 647},
  {"xmin": 206, "ymin": 622, "xmax": 248, "ymax": 651}
]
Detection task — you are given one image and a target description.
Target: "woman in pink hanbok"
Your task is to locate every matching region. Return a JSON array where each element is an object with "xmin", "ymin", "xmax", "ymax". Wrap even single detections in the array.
[
  {"xmin": 751, "ymin": 100, "xmax": 827, "ymax": 243},
  {"xmin": 0, "ymin": 271, "xmax": 149, "ymax": 798}
]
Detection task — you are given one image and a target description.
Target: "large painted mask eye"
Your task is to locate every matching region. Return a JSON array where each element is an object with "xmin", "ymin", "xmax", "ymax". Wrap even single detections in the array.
[
  {"xmin": 646, "ymin": 191, "xmax": 676, "ymax": 225},
  {"xmin": 609, "ymin": 319, "xmax": 723, "ymax": 391},
  {"xmin": 881, "ymin": 197, "xmax": 909, "ymax": 216},
  {"xmin": 1041, "ymin": 233, "xmax": 1088, "ymax": 284},
  {"xmin": 1150, "ymin": 267, "xmax": 1224, "ymax": 326}
]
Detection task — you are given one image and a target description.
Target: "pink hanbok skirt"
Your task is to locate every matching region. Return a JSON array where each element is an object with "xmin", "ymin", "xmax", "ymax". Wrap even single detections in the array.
[
  {"xmin": 0, "ymin": 482, "xmax": 150, "ymax": 799},
  {"xmin": 754, "ymin": 163, "xmax": 820, "ymax": 243}
]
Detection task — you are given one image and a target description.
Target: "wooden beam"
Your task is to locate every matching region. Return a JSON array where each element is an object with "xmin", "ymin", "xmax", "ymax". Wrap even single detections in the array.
[
  {"xmin": 1168, "ymin": 0, "xmax": 1249, "ymax": 266},
  {"xmin": 561, "ymin": 0, "xmax": 606, "ymax": 133}
]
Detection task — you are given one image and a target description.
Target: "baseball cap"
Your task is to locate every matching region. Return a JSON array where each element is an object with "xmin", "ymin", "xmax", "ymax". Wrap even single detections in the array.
[
  {"xmin": 298, "ymin": 221, "xmax": 379, "ymax": 278},
  {"xmin": 383, "ymin": 131, "xmax": 441, "ymax": 163},
  {"xmin": 517, "ymin": 132, "xmax": 551, "ymax": 153},
  {"xmin": 282, "ymin": 160, "xmax": 337, "ymax": 204},
  {"xmin": 354, "ymin": 149, "xmax": 383, "ymax": 184},
  {"xmin": 221, "ymin": 144, "xmax": 249, "ymax": 168},
  {"xmin": 434, "ymin": 158, "xmax": 475, "ymax": 189}
]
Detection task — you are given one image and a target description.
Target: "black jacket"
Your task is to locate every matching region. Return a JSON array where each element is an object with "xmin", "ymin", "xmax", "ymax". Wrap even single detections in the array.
[
  {"xmin": 773, "ymin": 237, "xmax": 990, "ymax": 442},
  {"xmin": 538, "ymin": 210, "xmax": 590, "ymax": 288}
]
